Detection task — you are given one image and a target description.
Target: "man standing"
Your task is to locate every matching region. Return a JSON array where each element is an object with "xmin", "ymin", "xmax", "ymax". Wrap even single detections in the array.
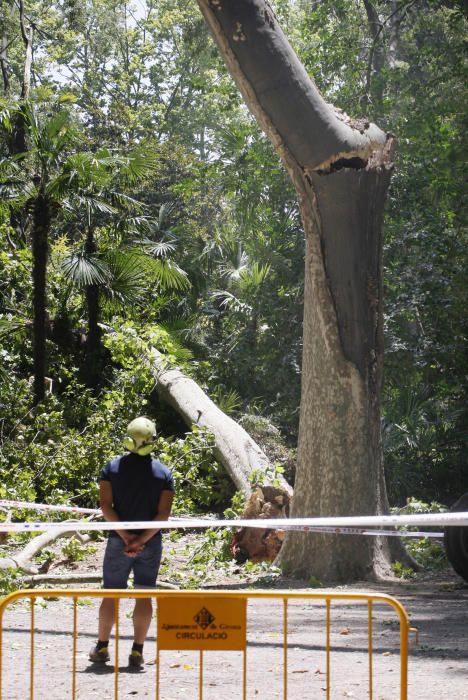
[{"xmin": 89, "ymin": 416, "xmax": 174, "ymax": 668}]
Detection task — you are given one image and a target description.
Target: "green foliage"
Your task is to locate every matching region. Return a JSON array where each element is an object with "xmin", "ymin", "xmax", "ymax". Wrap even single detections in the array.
[
  {"xmin": 248, "ymin": 462, "xmax": 285, "ymax": 489},
  {"xmin": 223, "ymin": 491, "xmax": 246, "ymax": 520},
  {"xmin": 0, "ymin": 568, "xmax": 26, "ymax": 597},
  {"xmin": 392, "ymin": 499, "xmax": 448, "ymax": 572},
  {"xmin": 61, "ymin": 539, "xmax": 97, "ymax": 563},
  {"xmin": 158, "ymin": 425, "xmax": 233, "ymax": 515},
  {"xmin": 160, "ymin": 491, "xmax": 249, "ymax": 588},
  {"xmin": 394, "ymin": 498, "xmax": 448, "ymax": 516},
  {"xmin": 391, "ymin": 561, "xmax": 416, "ymax": 580},
  {"xmin": 405, "ymin": 538, "xmax": 447, "ymax": 572},
  {"xmin": 307, "ymin": 576, "xmax": 323, "ymax": 589},
  {"xmin": 0, "ymin": 321, "xmax": 228, "ymax": 515},
  {"xmin": 212, "ymin": 386, "xmax": 242, "ymax": 416}
]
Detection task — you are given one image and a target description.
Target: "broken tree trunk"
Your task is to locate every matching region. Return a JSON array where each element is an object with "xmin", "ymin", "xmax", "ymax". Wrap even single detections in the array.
[
  {"xmin": 231, "ymin": 484, "xmax": 290, "ymax": 563},
  {"xmin": 196, "ymin": 0, "xmax": 406, "ymax": 581}
]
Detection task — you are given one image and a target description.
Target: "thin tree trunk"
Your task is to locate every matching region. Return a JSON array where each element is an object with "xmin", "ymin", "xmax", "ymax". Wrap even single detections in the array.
[
  {"xmin": 19, "ymin": 1, "xmax": 32, "ymax": 100},
  {"xmin": 84, "ymin": 229, "xmax": 102, "ymax": 387},
  {"xmin": 363, "ymin": 0, "xmax": 385, "ymax": 113},
  {"xmin": 196, "ymin": 0, "xmax": 400, "ymax": 581},
  {"xmin": 32, "ymin": 194, "xmax": 50, "ymax": 405},
  {"xmin": 0, "ymin": 24, "xmax": 11, "ymax": 94},
  {"xmin": 12, "ymin": 0, "xmax": 33, "ymax": 154}
]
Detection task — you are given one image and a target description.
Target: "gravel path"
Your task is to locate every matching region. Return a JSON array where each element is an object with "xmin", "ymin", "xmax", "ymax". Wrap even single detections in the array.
[{"xmin": 1, "ymin": 574, "xmax": 467, "ymax": 700}]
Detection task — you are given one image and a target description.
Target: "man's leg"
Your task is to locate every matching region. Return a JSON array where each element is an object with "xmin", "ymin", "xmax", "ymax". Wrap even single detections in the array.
[
  {"xmin": 98, "ymin": 598, "xmax": 117, "ymax": 640},
  {"xmin": 129, "ymin": 536, "xmax": 162, "ymax": 666},
  {"xmin": 132, "ymin": 598, "xmax": 153, "ymax": 644},
  {"xmin": 90, "ymin": 537, "xmax": 132, "ymax": 662}
]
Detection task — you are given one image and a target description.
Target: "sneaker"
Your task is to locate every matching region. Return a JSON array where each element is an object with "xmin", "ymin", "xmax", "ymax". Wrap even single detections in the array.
[
  {"xmin": 89, "ymin": 644, "xmax": 110, "ymax": 663},
  {"xmin": 128, "ymin": 650, "xmax": 144, "ymax": 668}
]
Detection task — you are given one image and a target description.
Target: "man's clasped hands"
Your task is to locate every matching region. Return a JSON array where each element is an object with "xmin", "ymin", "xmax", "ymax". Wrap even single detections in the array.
[{"xmin": 120, "ymin": 532, "xmax": 146, "ymax": 557}]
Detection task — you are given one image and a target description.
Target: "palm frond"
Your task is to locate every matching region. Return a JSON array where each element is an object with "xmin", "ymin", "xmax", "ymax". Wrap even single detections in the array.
[
  {"xmin": 219, "ymin": 241, "xmax": 250, "ymax": 281},
  {"xmin": 148, "ymin": 258, "xmax": 191, "ymax": 291},
  {"xmin": 101, "ymin": 251, "xmax": 147, "ymax": 308},
  {"xmin": 158, "ymin": 202, "xmax": 175, "ymax": 229},
  {"xmin": 0, "ymin": 104, "xmax": 15, "ymax": 132},
  {"xmin": 213, "ymin": 386, "xmax": 242, "ymax": 415},
  {"xmin": 238, "ymin": 262, "xmax": 271, "ymax": 289},
  {"xmin": 72, "ymin": 194, "xmax": 118, "ymax": 216},
  {"xmin": 139, "ymin": 237, "xmax": 177, "ymax": 258},
  {"xmin": 118, "ymin": 147, "xmax": 159, "ymax": 184},
  {"xmin": 121, "ymin": 216, "xmax": 158, "ymax": 236},
  {"xmin": 31, "ymin": 109, "xmax": 79, "ymax": 168},
  {"xmin": 108, "ymin": 190, "xmax": 146, "ymax": 214},
  {"xmin": 61, "ymin": 252, "xmax": 111, "ymax": 288},
  {"xmin": 0, "ymin": 314, "xmax": 30, "ymax": 339},
  {"xmin": 210, "ymin": 290, "xmax": 252, "ymax": 316}
]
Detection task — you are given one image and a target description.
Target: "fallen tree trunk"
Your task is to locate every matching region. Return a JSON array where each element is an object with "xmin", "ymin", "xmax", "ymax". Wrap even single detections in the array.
[
  {"xmin": 0, "ymin": 528, "xmax": 90, "ymax": 574},
  {"xmin": 148, "ymin": 346, "xmax": 293, "ymax": 500},
  {"xmin": 24, "ymin": 573, "xmax": 179, "ymax": 589}
]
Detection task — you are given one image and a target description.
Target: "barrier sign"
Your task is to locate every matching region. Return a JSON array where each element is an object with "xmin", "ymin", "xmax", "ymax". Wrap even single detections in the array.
[{"xmin": 157, "ymin": 595, "xmax": 247, "ymax": 651}]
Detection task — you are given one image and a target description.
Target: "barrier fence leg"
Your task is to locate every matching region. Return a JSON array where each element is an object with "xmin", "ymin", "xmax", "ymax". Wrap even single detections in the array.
[
  {"xmin": 326, "ymin": 599, "xmax": 331, "ymax": 700},
  {"xmin": 155, "ymin": 601, "xmax": 159, "ymax": 700},
  {"xmin": 72, "ymin": 597, "xmax": 77, "ymax": 700},
  {"xmin": 156, "ymin": 646, "xmax": 160, "ymax": 700},
  {"xmin": 0, "ymin": 603, "xmax": 3, "ymax": 700},
  {"xmin": 30, "ymin": 596, "xmax": 35, "ymax": 700},
  {"xmin": 283, "ymin": 599, "xmax": 288, "ymax": 700},
  {"xmin": 243, "ymin": 648, "xmax": 247, "ymax": 700},
  {"xmin": 115, "ymin": 597, "xmax": 120, "ymax": 700},
  {"xmin": 400, "ymin": 621, "xmax": 408, "ymax": 700},
  {"xmin": 368, "ymin": 600, "xmax": 373, "ymax": 700},
  {"xmin": 199, "ymin": 649, "xmax": 203, "ymax": 700}
]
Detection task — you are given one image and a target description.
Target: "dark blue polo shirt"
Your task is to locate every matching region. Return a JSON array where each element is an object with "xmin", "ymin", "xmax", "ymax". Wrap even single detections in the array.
[{"xmin": 99, "ymin": 453, "xmax": 174, "ymax": 537}]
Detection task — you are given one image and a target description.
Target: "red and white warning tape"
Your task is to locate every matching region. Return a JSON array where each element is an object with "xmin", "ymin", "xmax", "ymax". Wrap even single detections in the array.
[{"xmin": 0, "ymin": 498, "xmax": 466, "ymax": 536}]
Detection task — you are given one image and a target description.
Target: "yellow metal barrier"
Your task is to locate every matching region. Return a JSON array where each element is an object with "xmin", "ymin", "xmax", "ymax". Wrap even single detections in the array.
[{"xmin": 0, "ymin": 588, "xmax": 409, "ymax": 700}]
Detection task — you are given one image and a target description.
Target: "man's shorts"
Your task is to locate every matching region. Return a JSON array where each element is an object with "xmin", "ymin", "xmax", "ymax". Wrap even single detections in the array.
[{"xmin": 103, "ymin": 534, "xmax": 163, "ymax": 589}]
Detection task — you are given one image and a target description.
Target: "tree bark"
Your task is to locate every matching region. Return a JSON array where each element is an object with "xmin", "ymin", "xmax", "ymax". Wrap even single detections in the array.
[
  {"xmin": 84, "ymin": 229, "xmax": 102, "ymax": 388},
  {"xmin": 363, "ymin": 0, "xmax": 385, "ymax": 112},
  {"xmin": 32, "ymin": 193, "xmax": 50, "ymax": 405},
  {"xmin": 196, "ymin": 0, "xmax": 397, "ymax": 581},
  {"xmin": 148, "ymin": 347, "xmax": 292, "ymax": 500},
  {"xmin": 0, "ymin": 10, "xmax": 11, "ymax": 95},
  {"xmin": 19, "ymin": 0, "xmax": 32, "ymax": 101},
  {"xmin": 11, "ymin": 0, "xmax": 33, "ymax": 154}
]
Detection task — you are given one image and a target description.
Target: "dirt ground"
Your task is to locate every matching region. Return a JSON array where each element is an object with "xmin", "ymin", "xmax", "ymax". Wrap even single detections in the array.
[{"xmin": 0, "ymin": 537, "xmax": 467, "ymax": 700}]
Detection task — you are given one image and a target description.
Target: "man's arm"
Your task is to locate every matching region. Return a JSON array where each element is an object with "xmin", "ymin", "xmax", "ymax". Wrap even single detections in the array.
[
  {"xmin": 124, "ymin": 490, "xmax": 174, "ymax": 553},
  {"xmin": 99, "ymin": 480, "xmax": 134, "ymax": 545}
]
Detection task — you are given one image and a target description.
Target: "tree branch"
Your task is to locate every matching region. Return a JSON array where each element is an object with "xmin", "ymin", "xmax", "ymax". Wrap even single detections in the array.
[
  {"xmin": 0, "ymin": 529, "xmax": 90, "ymax": 574},
  {"xmin": 196, "ymin": 0, "xmax": 387, "ymax": 174}
]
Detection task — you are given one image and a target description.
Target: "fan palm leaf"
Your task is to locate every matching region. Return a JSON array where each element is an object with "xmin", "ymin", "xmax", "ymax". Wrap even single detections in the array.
[
  {"xmin": 210, "ymin": 290, "xmax": 252, "ymax": 316},
  {"xmin": 100, "ymin": 251, "xmax": 147, "ymax": 310},
  {"xmin": 148, "ymin": 258, "xmax": 191, "ymax": 291},
  {"xmin": 0, "ymin": 315, "xmax": 30, "ymax": 340},
  {"xmin": 238, "ymin": 261, "xmax": 271, "ymax": 290},
  {"xmin": 61, "ymin": 252, "xmax": 111, "ymax": 289},
  {"xmin": 118, "ymin": 147, "xmax": 159, "ymax": 184},
  {"xmin": 139, "ymin": 237, "xmax": 177, "ymax": 258}
]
